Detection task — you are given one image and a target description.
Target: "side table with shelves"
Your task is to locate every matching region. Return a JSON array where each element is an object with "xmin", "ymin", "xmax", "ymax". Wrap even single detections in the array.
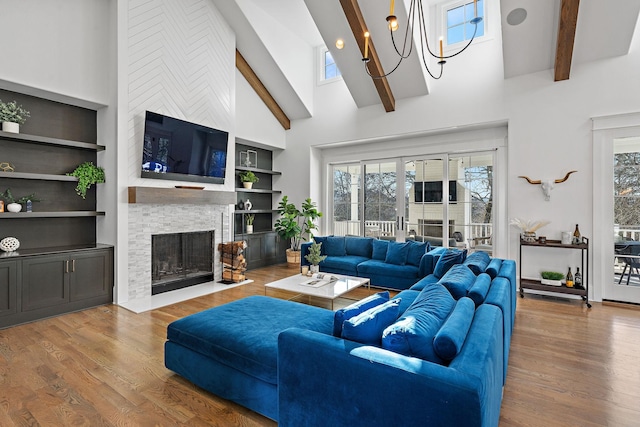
[{"xmin": 519, "ymin": 238, "xmax": 591, "ymax": 308}]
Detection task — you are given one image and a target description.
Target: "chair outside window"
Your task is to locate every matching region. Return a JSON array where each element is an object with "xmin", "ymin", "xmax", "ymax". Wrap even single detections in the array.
[{"xmin": 614, "ymin": 242, "xmax": 640, "ymax": 285}]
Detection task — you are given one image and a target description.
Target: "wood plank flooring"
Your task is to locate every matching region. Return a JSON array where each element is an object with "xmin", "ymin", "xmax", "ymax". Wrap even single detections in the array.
[{"xmin": 1, "ymin": 264, "xmax": 639, "ymax": 426}]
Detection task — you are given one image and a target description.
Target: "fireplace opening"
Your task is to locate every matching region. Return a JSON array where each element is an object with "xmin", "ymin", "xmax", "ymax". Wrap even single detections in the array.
[{"xmin": 151, "ymin": 230, "xmax": 214, "ymax": 295}]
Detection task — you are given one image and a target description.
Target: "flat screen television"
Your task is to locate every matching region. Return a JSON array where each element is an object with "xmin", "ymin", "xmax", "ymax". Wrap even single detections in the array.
[
  {"xmin": 141, "ymin": 111, "xmax": 228, "ymax": 185},
  {"xmin": 414, "ymin": 181, "xmax": 457, "ymax": 203}
]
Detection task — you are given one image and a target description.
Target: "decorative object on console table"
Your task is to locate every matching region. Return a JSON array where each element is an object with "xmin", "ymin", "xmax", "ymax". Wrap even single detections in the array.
[
  {"xmin": 218, "ymin": 241, "xmax": 247, "ymax": 283},
  {"xmin": 0, "ymin": 237, "xmax": 20, "ymax": 252},
  {"xmin": 304, "ymin": 241, "xmax": 326, "ymax": 274},
  {"xmin": 510, "ymin": 218, "xmax": 550, "ymax": 242},
  {"xmin": 0, "ymin": 188, "xmax": 39, "ymax": 213},
  {"xmin": 239, "ymin": 170, "xmax": 259, "ymax": 189},
  {"xmin": 274, "ymin": 196, "xmax": 323, "ymax": 268},
  {"xmin": 67, "ymin": 161, "xmax": 105, "ymax": 199},
  {"xmin": 540, "ymin": 271, "xmax": 564, "ymax": 286},
  {"xmin": 0, "ymin": 99, "xmax": 30, "ymax": 133}
]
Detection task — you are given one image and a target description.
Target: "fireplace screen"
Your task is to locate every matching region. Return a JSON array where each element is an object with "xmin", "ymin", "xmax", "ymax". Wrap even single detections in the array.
[{"xmin": 151, "ymin": 230, "xmax": 214, "ymax": 295}]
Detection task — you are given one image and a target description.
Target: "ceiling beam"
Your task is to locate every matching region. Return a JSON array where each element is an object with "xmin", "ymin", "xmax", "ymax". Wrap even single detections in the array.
[
  {"xmin": 554, "ymin": 0, "xmax": 580, "ymax": 81},
  {"xmin": 235, "ymin": 50, "xmax": 291, "ymax": 130},
  {"xmin": 340, "ymin": 0, "xmax": 395, "ymax": 112}
]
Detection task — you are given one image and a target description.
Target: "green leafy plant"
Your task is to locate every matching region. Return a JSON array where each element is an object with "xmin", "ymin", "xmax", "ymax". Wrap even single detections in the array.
[
  {"xmin": 239, "ymin": 170, "xmax": 259, "ymax": 183},
  {"xmin": 274, "ymin": 196, "xmax": 323, "ymax": 251},
  {"xmin": 1, "ymin": 188, "xmax": 39, "ymax": 205},
  {"xmin": 0, "ymin": 99, "xmax": 31, "ymax": 125},
  {"xmin": 304, "ymin": 241, "xmax": 327, "ymax": 266},
  {"xmin": 67, "ymin": 162, "xmax": 105, "ymax": 199},
  {"xmin": 541, "ymin": 271, "xmax": 565, "ymax": 281},
  {"xmin": 246, "ymin": 214, "xmax": 255, "ymax": 225}
]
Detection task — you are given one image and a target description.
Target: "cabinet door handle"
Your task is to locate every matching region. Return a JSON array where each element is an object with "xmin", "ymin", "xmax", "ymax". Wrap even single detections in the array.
[
  {"xmin": 72, "ymin": 259, "xmax": 75, "ymax": 273},
  {"xmin": 65, "ymin": 260, "xmax": 69, "ymax": 273}
]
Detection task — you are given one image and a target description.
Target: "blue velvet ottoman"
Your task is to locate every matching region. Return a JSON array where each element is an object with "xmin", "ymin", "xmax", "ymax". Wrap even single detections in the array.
[{"xmin": 164, "ymin": 295, "xmax": 333, "ymax": 420}]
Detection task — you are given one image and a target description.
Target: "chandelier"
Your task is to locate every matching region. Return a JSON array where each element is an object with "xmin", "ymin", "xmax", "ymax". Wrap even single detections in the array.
[{"xmin": 362, "ymin": 0, "xmax": 483, "ymax": 79}]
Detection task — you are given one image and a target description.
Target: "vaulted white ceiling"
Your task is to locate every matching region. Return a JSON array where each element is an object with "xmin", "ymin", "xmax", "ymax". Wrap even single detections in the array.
[{"xmin": 215, "ymin": 0, "xmax": 640, "ymax": 121}]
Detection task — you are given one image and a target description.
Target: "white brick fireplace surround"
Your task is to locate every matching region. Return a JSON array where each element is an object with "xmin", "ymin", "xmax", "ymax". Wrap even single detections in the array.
[{"xmin": 122, "ymin": 187, "xmax": 237, "ymax": 313}]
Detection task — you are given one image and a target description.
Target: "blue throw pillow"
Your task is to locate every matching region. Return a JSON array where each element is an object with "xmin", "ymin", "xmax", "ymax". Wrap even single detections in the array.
[
  {"xmin": 313, "ymin": 236, "xmax": 328, "ymax": 255},
  {"xmin": 324, "ymin": 236, "xmax": 347, "ymax": 257},
  {"xmin": 463, "ymin": 251, "xmax": 491, "ymax": 275},
  {"xmin": 381, "ymin": 283, "xmax": 456, "ymax": 364},
  {"xmin": 372, "ymin": 239, "xmax": 389, "ymax": 260},
  {"xmin": 406, "ymin": 241, "xmax": 428, "ymax": 267},
  {"xmin": 486, "ymin": 258, "xmax": 502, "ymax": 279},
  {"xmin": 333, "ymin": 291, "xmax": 390, "ymax": 337},
  {"xmin": 345, "ymin": 237, "xmax": 374, "ymax": 258},
  {"xmin": 433, "ymin": 297, "xmax": 475, "ymax": 361},
  {"xmin": 433, "ymin": 249, "xmax": 466, "ymax": 279},
  {"xmin": 342, "ymin": 298, "xmax": 402, "ymax": 346},
  {"xmin": 385, "ymin": 241, "xmax": 411, "ymax": 266},
  {"xmin": 468, "ymin": 273, "xmax": 491, "ymax": 306},
  {"xmin": 438, "ymin": 264, "xmax": 476, "ymax": 300}
]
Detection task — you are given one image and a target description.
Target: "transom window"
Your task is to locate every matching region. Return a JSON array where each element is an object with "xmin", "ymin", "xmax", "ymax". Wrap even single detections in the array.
[
  {"xmin": 319, "ymin": 46, "xmax": 342, "ymax": 83},
  {"xmin": 446, "ymin": 0, "xmax": 485, "ymax": 45}
]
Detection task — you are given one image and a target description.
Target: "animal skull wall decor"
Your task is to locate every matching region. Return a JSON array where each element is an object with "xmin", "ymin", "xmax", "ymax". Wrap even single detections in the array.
[{"xmin": 518, "ymin": 170, "xmax": 577, "ymax": 201}]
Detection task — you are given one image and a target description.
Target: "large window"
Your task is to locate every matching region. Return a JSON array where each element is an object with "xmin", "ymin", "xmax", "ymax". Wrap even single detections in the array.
[{"xmin": 445, "ymin": 0, "xmax": 485, "ymax": 45}]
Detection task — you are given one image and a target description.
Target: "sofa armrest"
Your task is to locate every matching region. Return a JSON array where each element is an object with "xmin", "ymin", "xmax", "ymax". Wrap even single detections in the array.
[
  {"xmin": 418, "ymin": 252, "xmax": 437, "ymax": 277},
  {"xmin": 300, "ymin": 241, "xmax": 312, "ymax": 267},
  {"xmin": 278, "ymin": 304, "xmax": 503, "ymax": 427}
]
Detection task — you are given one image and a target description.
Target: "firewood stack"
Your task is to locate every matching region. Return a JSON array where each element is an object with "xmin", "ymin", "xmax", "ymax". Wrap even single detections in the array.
[{"xmin": 218, "ymin": 241, "xmax": 247, "ymax": 283}]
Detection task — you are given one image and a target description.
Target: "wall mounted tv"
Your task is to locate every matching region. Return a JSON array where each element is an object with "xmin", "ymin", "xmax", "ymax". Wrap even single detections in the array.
[
  {"xmin": 141, "ymin": 111, "xmax": 228, "ymax": 185},
  {"xmin": 414, "ymin": 181, "xmax": 457, "ymax": 203}
]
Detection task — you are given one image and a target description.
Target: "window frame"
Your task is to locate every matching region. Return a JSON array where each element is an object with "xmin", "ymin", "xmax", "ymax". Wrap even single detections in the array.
[
  {"xmin": 439, "ymin": 0, "xmax": 489, "ymax": 50},
  {"xmin": 317, "ymin": 45, "xmax": 342, "ymax": 85}
]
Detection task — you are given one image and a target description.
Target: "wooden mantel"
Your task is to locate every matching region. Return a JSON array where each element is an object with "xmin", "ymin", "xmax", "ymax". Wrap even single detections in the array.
[{"xmin": 128, "ymin": 186, "xmax": 236, "ymax": 205}]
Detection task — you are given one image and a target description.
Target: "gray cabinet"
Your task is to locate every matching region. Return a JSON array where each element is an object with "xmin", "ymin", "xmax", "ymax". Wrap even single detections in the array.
[
  {"xmin": 239, "ymin": 231, "xmax": 287, "ymax": 270},
  {"xmin": 22, "ymin": 254, "xmax": 69, "ymax": 311},
  {"xmin": 0, "ymin": 260, "xmax": 18, "ymax": 318}
]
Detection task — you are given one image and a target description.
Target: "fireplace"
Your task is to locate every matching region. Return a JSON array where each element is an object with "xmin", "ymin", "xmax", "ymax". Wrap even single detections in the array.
[{"xmin": 151, "ymin": 230, "xmax": 214, "ymax": 295}]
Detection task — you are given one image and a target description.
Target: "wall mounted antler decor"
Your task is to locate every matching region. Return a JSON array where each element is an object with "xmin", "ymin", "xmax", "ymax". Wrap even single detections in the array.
[{"xmin": 518, "ymin": 170, "xmax": 577, "ymax": 201}]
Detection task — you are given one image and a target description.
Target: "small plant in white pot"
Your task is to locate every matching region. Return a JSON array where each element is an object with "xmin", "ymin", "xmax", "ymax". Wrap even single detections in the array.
[
  {"xmin": 541, "ymin": 271, "xmax": 564, "ymax": 287},
  {"xmin": 304, "ymin": 241, "xmax": 326, "ymax": 274},
  {"xmin": 1, "ymin": 188, "xmax": 39, "ymax": 212},
  {"xmin": 0, "ymin": 99, "xmax": 31, "ymax": 133},
  {"xmin": 239, "ymin": 170, "xmax": 259, "ymax": 189},
  {"xmin": 245, "ymin": 214, "xmax": 255, "ymax": 234}
]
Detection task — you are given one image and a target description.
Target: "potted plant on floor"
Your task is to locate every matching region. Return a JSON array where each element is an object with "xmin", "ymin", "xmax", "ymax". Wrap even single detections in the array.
[
  {"xmin": 239, "ymin": 170, "xmax": 259, "ymax": 189},
  {"xmin": 0, "ymin": 99, "xmax": 31, "ymax": 133},
  {"xmin": 304, "ymin": 241, "xmax": 326, "ymax": 274},
  {"xmin": 67, "ymin": 162, "xmax": 105, "ymax": 199},
  {"xmin": 274, "ymin": 196, "xmax": 322, "ymax": 268}
]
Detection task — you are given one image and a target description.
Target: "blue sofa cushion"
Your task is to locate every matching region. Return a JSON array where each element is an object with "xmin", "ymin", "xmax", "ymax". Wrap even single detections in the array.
[
  {"xmin": 433, "ymin": 249, "xmax": 466, "ymax": 279},
  {"xmin": 166, "ymin": 296, "xmax": 333, "ymax": 384},
  {"xmin": 438, "ymin": 264, "xmax": 476, "ymax": 300},
  {"xmin": 463, "ymin": 251, "xmax": 491, "ymax": 275},
  {"xmin": 333, "ymin": 291, "xmax": 390, "ymax": 337},
  {"xmin": 345, "ymin": 237, "xmax": 374, "ymax": 258},
  {"xmin": 468, "ymin": 273, "xmax": 492, "ymax": 306},
  {"xmin": 381, "ymin": 283, "xmax": 456, "ymax": 364},
  {"xmin": 433, "ymin": 296, "xmax": 475, "ymax": 361},
  {"xmin": 322, "ymin": 255, "xmax": 368, "ymax": 272},
  {"xmin": 385, "ymin": 241, "xmax": 411, "ymax": 265},
  {"xmin": 313, "ymin": 236, "xmax": 328, "ymax": 255},
  {"xmin": 486, "ymin": 258, "xmax": 502, "ymax": 278},
  {"xmin": 406, "ymin": 241, "xmax": 429, "ymax": 266},
  {"xmin": 409, "ymin": 275, "xmax": 439, "ymax": 291},
  {"xmin": 357, "ymin": 260, "xmax": 420, "ymax": 279},
  {"xmin": 342, "ymin": 298, "xmax": 402, "ymax": 346},
  {"xmin": 324, "ymin": 236, "xmax": 347, "ymax": 256},
  {"xmin": 372, "ymin": 239, "xmax": 389, "ymax": 260}
]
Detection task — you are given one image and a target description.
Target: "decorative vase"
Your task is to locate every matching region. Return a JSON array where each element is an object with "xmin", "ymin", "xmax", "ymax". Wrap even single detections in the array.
[
  {"xmin": 2, "ymin": 122, "xmax": 19, "ymax": 133},
  {"xmin": 243, "ymin": 182, "xmax": 253, "ymax": 189},
  {"xmin": 0, "ymin": 236, "xmax": 20, "ymax": 252},
  {"xmin": 521, "ymin": 231, "xmax": 536, "ymax": 242},
  {"xmin": 310, "ymin": 264, "xmax": 320, "ymax": 274},
  {"xmin": 246, "ymin": 224, "xmax": 253, "ymax": 234},
  {"xmin": 244, "ymin": 199, "xmax": 252, "ymax": 210},
  {"xmin": 7, "ymin": 203, "xmax": 22, "ymax": 213}
]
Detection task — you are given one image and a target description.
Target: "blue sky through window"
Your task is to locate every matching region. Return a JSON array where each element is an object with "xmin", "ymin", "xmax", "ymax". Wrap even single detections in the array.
[
  {"xmin": 324, "ymin": 50, "xmax": 341, "ymax": 80},
  {"xmin": 447, "ymin": 0, "xmax": 484, "ymax": 45}
]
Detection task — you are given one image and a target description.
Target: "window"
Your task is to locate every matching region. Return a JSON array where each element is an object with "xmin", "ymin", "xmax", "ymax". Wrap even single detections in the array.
[
  {"xmin": 319, "ymin": 46, "xmax": 342, "ymax": 83},
  {"xmin": 446, "ymin": 0, "xmax": 485, "ymax": 45}
]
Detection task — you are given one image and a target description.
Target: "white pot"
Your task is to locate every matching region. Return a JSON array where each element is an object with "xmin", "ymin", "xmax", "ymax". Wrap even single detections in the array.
[
  {"xmin": 242, "ymin": 182, "xmax": 253, "ymax": 189},
  {"xmin": 2, "ymin": 122, "xmax": 19, "ymax": 133},
  {"xmin": 7, "ymin": 203, "xmax": 22, "ymax": 213},
  {"xmin": 246, "ymin": 225, "xmax": 254, "ymax": 234},
  {"xmin": 310, "ymin": 265, "xmax": 320, "ymax": 274}
]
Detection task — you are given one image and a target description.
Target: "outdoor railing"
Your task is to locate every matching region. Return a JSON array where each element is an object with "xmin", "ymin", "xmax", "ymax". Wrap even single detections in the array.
[{"xmin": 333, "ymin": 220, "xmax": 493, "ymax": 242}]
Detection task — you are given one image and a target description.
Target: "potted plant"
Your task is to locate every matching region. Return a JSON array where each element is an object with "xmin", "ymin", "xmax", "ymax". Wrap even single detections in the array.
[
  {"xmin": 541, "ymin": 271, "xmax": 564, "ymax": 287},
  {"xmin": 1, "ymin": 188, "xmax": 39, "ymax": 212},
  {"xmin": 67, "ymin": 162, "xmax": 105, "ymax": 199},
  {"xmin": 304, "ymin": 241, "xmax": 326, "ymax": 274},
  {"xmin": 239, "ymin": 170, "xmax": 259, "ymax": 189},
  {"xmin": 246, "ymin": 214, "xmax": 255, "ymax": 234},
  {"xmin": 0, "ymin": 99, "xmax": 31, "ymax": 133},
  {"xmin": 274, "ymin": 196, "xmax": 323, "ymax": 268}
]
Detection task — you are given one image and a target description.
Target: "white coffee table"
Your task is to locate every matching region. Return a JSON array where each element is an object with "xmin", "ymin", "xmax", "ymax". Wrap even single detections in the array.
[{"xmin": 264, "ymin": 273, "xmax": 370, "ymax": 310}]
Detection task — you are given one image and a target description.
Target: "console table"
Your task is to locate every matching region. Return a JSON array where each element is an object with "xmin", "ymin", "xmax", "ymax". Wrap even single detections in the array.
[{"xmin": 519, "ymin": 238, "xmax": 591, "ymax": 308}]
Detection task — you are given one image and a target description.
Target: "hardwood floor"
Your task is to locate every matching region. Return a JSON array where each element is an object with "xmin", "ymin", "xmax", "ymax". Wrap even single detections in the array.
[{"xmin": 1, "ymin": 264, "xmax": 639, "ymax": 426}]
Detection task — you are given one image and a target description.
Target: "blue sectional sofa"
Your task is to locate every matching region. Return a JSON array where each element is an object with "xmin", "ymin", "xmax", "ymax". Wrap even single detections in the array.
[
  {"xmin": 301, "ymin": 235, "xmax": 458, "ymax": 290},
  {"xmin": 165, "ymin": 253, "xmax": 516, "ymax": 426}
]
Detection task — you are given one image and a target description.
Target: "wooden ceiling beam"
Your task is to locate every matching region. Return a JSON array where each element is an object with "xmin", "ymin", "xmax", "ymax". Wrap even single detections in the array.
[
  {"xmin": 340, "ymin": 0, "xmax": 396, "ymax": 112},
  {"xmin": 235, "ymin": 49, "xmax": 291, "ymax": 130},
  {"xmin": 554, "ymin": 0, "xmax": 580, "ymax": 81}
]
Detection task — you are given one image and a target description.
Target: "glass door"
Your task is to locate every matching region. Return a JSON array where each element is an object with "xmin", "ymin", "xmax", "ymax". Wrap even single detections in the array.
[
  {"xmin": 332, "ymin": 163, "xmax": 361, "ymax": 236},
  {"xmin": 363, "ymin": 161, "xmax": 399, "ymax": 239}
]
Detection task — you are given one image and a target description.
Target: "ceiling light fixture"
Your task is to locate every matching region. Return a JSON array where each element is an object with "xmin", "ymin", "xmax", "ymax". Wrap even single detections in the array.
[
  {"xmin": 363, "ymin": 0, "xmax": 483, "ymax": 80},
  {"xmin": 336, "ymin": 39, "xmax": 345, "ymax": 49}
]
